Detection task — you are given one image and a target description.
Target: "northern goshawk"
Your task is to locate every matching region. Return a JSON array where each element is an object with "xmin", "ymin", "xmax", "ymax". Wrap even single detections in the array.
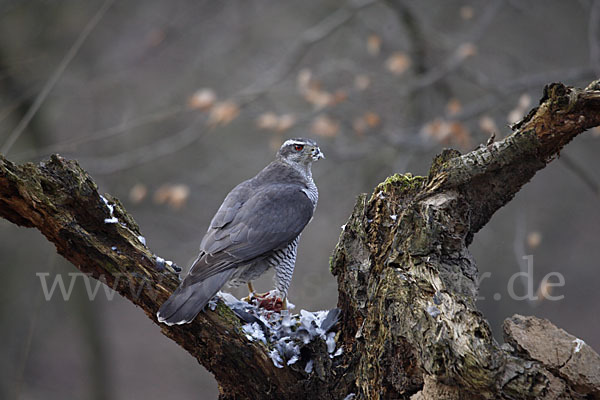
[{"xmin": 157, "ymin": 138, "xmax": 323, "ymax": 325}]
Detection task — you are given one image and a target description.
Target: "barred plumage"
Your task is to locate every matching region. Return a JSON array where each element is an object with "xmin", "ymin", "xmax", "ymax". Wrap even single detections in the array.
[
  {"xmin": 157, "ymin": 138, "xmax": 323, "ymax": 325},
  {"xmin": 272, "ymin": 236, "xmax": 299, "ymax": 296}
]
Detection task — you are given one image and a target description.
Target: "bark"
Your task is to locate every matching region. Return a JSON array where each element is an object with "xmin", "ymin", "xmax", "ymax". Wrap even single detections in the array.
[{"xmin": 1, "ymin": 81, "xmax": 600, "ymax": 399}]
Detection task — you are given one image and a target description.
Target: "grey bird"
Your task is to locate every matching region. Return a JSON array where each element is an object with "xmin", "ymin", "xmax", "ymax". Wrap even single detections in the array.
[{"xmin": 157, "ymin": 138, "xmax": 323, "ymax": 325}]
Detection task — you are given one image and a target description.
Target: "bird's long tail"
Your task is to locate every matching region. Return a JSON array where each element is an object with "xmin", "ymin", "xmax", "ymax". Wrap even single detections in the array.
[{"xmin": 156, "ymin": 269, "xmax": 234, "ymax": 325}]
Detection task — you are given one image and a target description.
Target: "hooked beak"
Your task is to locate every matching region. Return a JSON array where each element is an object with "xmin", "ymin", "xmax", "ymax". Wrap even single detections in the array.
[{"xmin": 312, "ymin": 147, "xmax": 325, "ymax": 160}]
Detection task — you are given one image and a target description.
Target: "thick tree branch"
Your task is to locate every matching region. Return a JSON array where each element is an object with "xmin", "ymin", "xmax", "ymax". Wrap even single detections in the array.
[
  {"xmin": 331, "ymin": 80, "xmax": 600, "ymax": 399},
  {"xmin": 1, "ymin": 80, "xmax": 600, "ymax": 399},
  {"xmin": 0, "ymin": 155, "xmax": 311, "ymax": 399}
]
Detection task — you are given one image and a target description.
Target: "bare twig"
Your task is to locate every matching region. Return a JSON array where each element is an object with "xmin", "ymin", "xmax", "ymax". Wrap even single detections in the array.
[
  {"xmin": 79, "ymin": 115, "xmax": 210, "ymax": 175},
  {"xmin": 237, "ymin": 0, "xmax": 378, "ymax": 102},
  {"xmin": 16, "ymin": 0, "xmax": 375, "ymax": 175},
  {"xmin": 403, "ymin": 1, "xmax": 505, "ymax": 93},
  {"xmin": 451, "ymin": 66, "xmax": 596, "ymax": 121},
  {"xmin": 0, "ymin": 86, "xmax": 38, "ymax": 125},
  {"xmin": 1, "ymin": 0, "xmax": 115, "ymax": 155},
  {"xmin": 13, "ymin": 253, "xmax": 58, "ymax": 400},
  {"xmin": 560, "ymin": 152, "xmax": 600, "ymax": 197},
  {"xmin": 13, "ymin": 104, "xmax": 190, "ymax": 161},
  {"xmin": 512, "ymin": 209, "xmax": 535, "ymax": 305}
]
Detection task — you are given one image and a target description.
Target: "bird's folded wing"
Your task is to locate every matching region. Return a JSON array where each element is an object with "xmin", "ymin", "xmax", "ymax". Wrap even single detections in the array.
[
  {"xmin": 208, "ymin": 180, "xmax": 253, "ymax": 229},
  {"xmin": 185, "ymin": 183, "xmax": 314, "ymax": 284}
]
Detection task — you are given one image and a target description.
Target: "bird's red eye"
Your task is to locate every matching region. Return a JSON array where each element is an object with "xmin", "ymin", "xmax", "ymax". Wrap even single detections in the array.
[{"xmin": 294, "ymin": 144, "xmax": 304, "ymax": 151}]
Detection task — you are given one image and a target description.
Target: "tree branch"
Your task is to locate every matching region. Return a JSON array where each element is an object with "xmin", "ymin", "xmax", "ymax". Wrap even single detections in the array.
[
  {"xmin": 0, "ymin": 155, "xmax": 308, "ymax": 398},
  {"xmin": 1, "ymin": 80, "xmax": 600, "ymax": 399},
  {"xmin": 331, "ymin": 80, "xmax": 600, "ymax": 399}
]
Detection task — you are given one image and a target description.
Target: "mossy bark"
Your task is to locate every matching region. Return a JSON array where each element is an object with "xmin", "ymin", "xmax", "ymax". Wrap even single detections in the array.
[{"xmin": 1, "ymin": 81, "xmax": 600, "ymax": 399}]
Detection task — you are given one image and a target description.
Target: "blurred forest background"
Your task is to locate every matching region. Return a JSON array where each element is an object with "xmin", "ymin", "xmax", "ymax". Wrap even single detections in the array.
[{"xmin": 1, "ymin": 0, "xmax": 599, "ymax": 399}]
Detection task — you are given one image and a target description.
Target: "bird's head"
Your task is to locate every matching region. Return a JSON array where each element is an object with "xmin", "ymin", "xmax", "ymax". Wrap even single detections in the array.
[{"xmin": 277, "ymin": 138, "xmax": 324, "ymax": 165}]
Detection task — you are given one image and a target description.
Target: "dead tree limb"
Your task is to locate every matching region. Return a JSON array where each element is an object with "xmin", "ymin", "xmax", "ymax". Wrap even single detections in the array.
[
  {"xmin": 332, "ymin": 80, "xmax": 600, "ymax": 399},
  {"xmin": 1, "ymin": 81, "xmax": 600, "ymax": 399}
]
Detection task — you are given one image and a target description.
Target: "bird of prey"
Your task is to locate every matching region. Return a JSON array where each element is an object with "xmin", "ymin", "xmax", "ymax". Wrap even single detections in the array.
[{"xmin": 157, "ymin": 138, "xmax": 324, "ymax": 325}]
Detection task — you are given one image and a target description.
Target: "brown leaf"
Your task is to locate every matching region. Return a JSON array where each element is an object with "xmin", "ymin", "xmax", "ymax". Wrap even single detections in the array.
[
  {"xmin": 518, "ymin": 93, "xmax": 532, "ymax": 109},
  {"xmin": 257, "ymin": 113, "xmax": 296, "ymax": 132},
  {"xmin": 421, "ymin": 118, "xmax": 448, "ymax": 141},
  {"xmin": 354, "ymin": 74, "xmax": 371, "ymax": 91},
  {"xmin": 209, "ymin": 101, "xmax": 239, "ymax": 126},
  {"xmin": 256, "ymin": 112, "xmax": 279, "ymax": 130},
  {"xmin": 422, "ymin": 118, "xmax": 471, "ymax": 149},
  {"xmin": 188, "ymin": 88, "xmax": 216, "ymax": 110},
  {"xmin": 536, "ymin": 280, "xmax": 553, "ymax": 302},
  {"xmin": 297, "ymin": 68, "xmax": 336, "ymax": 109},
  {"xmin": 446, "ymin": 98, "xmax": 462, "ymax": 116},
  {"xmin": 527, "ymin": 231, "xmax": 542, "ymax": 249},
  {"xmin": 276, "ymin": 114, "xmax": 296, "ymax": 133},
  {"xmin": 367, "ymin": 34, "xmax": 382, "ymax": 56},
  {"xmin": 460, "ymin": 6, "xmax": 474, "ymax": 20},
  {"xmin": 154, "ymin": 184, "xmax": 190, "ymax": 210},
  {"xmin": 507, "ymin": 95, "xmax": 531, "ymax": 125},
  {"xmin": 449, "ymin": 121, "xmax": 472, "ymax": 149},
  {"xmin": 353, "ymin": 112, "xmax": 380, "ymax": 136},
  {"xmin": 479, "ymin": 115, "xmax": 498, "ymax": 135},
  {"xmin": 364, "ymin": 112, "xmax": 381, "ymax": 128},
  {"xmin": 353, "ymin": 117, "xmax": 368, "ymax": 136},
  {"xmin": 303, "ymin": 88, "xmax": 333, "ymax": 110},
  {"xmin": 153, "ymin": 185, "xmax": 170, "ymax": 205},
  {"xmin": 297, "ymin": 69, "xmax": 312, "ymax": 91},
  {"xmin": 385, "ymin": 52, "xmax": 411, "ymax": 75},
  {"xmin": 168, "ymin": 184, "xmax": 190, "ymax": 209},
  {"xmin": 129, "ymin": 183, "xmax": 148, "ymax": 205},
  {"xmin": 311, "ymin": 115, "xmax": 339, "ymax": 137},
  {"xmin": 457, "ymin": 43, "xmax": 477, "ymax": 59},
  {"xmin": 332, "ymin": 90, "xmax": 348, "ymax": 105},
  {"xmin": 507, "ymin": 109, "xmax": 523, "ymax": 125}
]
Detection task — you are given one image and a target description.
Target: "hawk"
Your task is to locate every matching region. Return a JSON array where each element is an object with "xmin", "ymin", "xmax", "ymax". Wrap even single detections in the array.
[{"xmin": 157, "ymin": 138, "xmax": 324, "ymax": 325}]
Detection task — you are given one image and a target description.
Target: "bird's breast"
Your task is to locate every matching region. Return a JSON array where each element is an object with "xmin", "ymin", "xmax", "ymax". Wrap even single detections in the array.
[{"xmin": 302, "ymin": 180, "xmax": 319, "ymax": 209}]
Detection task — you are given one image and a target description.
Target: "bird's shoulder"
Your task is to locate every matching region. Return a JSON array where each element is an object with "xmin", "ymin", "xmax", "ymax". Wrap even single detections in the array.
[
  {"xmin": 252, "ymin": 160, "xmax": 308, "ymax": 187},
  {"xmin": 208, "ymin": 161, "xmax": 310, "ymax": 230}
]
